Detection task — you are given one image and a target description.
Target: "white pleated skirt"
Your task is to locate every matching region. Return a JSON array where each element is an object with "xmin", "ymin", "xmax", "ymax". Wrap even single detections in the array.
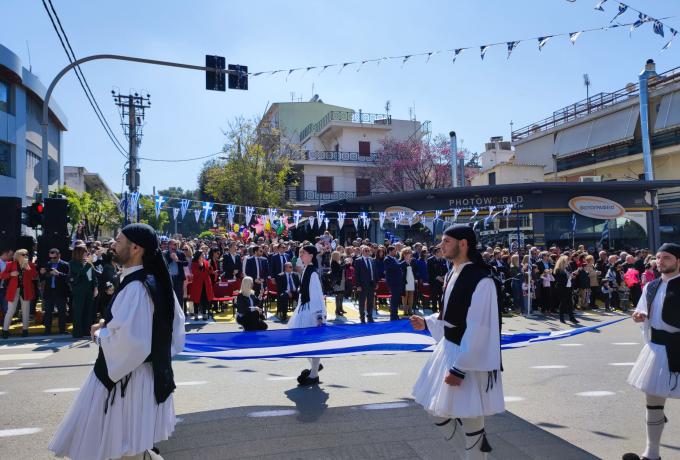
[
  {"xmin": 288, "ymin": 303, "xmax": 318, "ymax": 329},
  {"xmin": 628, "ymin": 342, "xmax": 680, "ymax": 399},
  {"xmin": 412, "ymin": 339, "xmax": 505, "ymax": 419},
  {"xmin": 49, "ymin": 363, "xmax": 176, "ymax": 460}
]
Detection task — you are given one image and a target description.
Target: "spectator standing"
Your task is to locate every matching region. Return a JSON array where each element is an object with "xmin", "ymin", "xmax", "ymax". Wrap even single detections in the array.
[
  {"xmin": 1, "ymin": 249, "xmax": 37, "ymax": 338},
  {"xmin": 189, "ymin": 251, "xmax": 215, "ymax": 321},
  {"xmin": 40, "ymin": 249, "xmax": 70, "ymax": 335},
  {"xmin": 68, "ymin": 242, "xmax": 98, "ymax": 338},
  {"xmin": 384, "ymin": 246, "xmax": 404, "ymax": 321}
]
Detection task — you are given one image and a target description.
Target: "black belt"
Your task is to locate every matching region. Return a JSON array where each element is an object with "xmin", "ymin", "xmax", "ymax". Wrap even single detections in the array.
[{"xmin": 651, "ymin": 328, "xmax": 680, "ymax": 374}]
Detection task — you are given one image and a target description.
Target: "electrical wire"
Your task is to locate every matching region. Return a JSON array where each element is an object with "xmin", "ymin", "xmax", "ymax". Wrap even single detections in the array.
[
  {"xmin": 138, "ymin": 151, "xmax": 226, "ymax": 162},
  {"xmin": 41, "ymin": 0, "xmax": 129, "ymax": 159}
]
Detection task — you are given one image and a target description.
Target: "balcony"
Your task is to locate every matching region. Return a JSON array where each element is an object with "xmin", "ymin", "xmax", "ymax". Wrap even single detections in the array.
[
  {"xmin": 299, "ymin": 110, "xmax": 391, "ymax": 142},
  {"xmin": 289, "ymin": 150, "xmax": 377, "ymax": 163},
  {"xmin": 285, "ymin": 189, "xmax": 385, "ymax": 204}
]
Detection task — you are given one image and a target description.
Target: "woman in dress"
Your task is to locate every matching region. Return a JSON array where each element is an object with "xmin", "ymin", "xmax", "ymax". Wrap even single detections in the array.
[
  {"xmin": 189, "ymin": 251, "xmax": 215, "ymax": 321},
  {"xmin": 69, "ymin": 242, "xmax": 98, "ymax": 338},
  {"xmin": 1, "ymin": 249, "xmax": 37, "ymax": 338},
  {"xmin": 330, "ymin": 251, "xmax": 346, "ymax": 317},
  {"xmin": 400, "ymin": 247, "xmax": 416, "ymax": 317},
  {"xmin": 289, "ymin": 245, "xmax": 326, "ymax": 386},
  {"xmin": 235, "ymin": 277, "xmax": 268, "ymax": 331}
]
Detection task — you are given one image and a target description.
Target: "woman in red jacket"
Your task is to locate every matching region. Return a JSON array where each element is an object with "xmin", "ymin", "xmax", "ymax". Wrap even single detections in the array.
[
  {"xmin": 189, "ymin": 251, "xmax": 215, "ymax": 321},
  {"xmin": 1, "ymin": 249, "xmax": 37, "ymax": 338}
]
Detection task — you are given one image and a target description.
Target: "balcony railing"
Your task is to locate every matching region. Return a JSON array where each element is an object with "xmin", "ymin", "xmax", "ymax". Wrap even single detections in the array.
[
  {"xmin": 511, "ymin": 64, "xmax": 680, "ymax": 142},
  {"xmin": 285, "ymin": 189, "xmax": 384, "ymax": 203},
  {"xmin": 299, "ymin": 110, "xmax": 391, "ymax": 142},
  {"xmin": 289, "ymin": 150, "xmax": 377, "ymax": 163}
]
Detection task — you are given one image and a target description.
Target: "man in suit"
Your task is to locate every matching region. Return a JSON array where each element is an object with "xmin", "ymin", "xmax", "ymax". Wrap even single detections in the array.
[
  {"xmin": 275, "ymin": 262, "xmax": 299, "ymax": 322},
  {"xmin": 353, "ymin": 245, "xmax": 378, "ymax": 323},
  {"xmin": 384, "ymin": 246, "xmax": 405, "ymax": 321},
  {"xmin": 427, "ymin": 247, "xmax": 447, "ymax": 313},
  {"xmin": 40, "ymin": 248, "xmax": 70, "ymax": 335},
  {"xmin": 245, "ymin": 245, "xmax": 268, "ymax": 296},
  {"xmin": 222, "ymin": 241, "xmax": 242, "ymax": 280},
  {"xmin": 163, "ymin": 239, "xmax": 188, "ymax": 308},
  {"xmin": 269, "ymin": 243, "xmax": 290, "ymax": 277}
]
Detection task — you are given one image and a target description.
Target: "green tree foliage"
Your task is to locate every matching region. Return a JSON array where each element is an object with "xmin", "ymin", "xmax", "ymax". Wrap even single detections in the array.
[
  {"xmin": 138, "ymin": 195, "xmax": 170, "ymax": 232},
  {"xmin": 57, "ymin": 186, "xmax": 121, "ymax": 240},
  {"xmin": 200, "ymin": 117, "xmax": 292, "ymax": 208}
]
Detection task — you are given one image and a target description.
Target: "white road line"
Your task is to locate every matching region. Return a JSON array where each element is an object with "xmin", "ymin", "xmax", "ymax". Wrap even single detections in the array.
[
  {"xmin": 531, "ymin": 365, "xmax": 568, "ymax": 369},
  {"xmin": 0, "ymin": 343, "xmax": 63, "ymax": 349},
  {"xmin": 247, "ymin": 409, "xmax": 298, "ymax": 417},
  {"xmin": 0, "ymin": 353, "xmax": 52, "ymax": 361},
  {"xmin": 504, "ymin": 396, "xmax": 525, "ymax": 402},
  {"xmin": 43, "ymin": 388, "xmax": 80, "ymax": 393},
  {"xmin": 175, "ymin": 381, "xmax": 208, "ymax": 386},
  {"xmin": 559, "ymin": 344, "xmax": 583, "ymax": 347},
  {"xmin": 0, "ymin": 370, "xmax": 15, "ymax": 376},
  {"xmin": 575, "ymin": 391, "xmax": 616, "ymax": 397},
  {"xmin": 361, "ymin": 372, "xmax": 398, "ymax": 377},
  {"xmin": 612, "ymin": 342, "xmax": 640, "ymax": 346},
  {"xmin": 266, "ymin": 376, "xmax": 297, "ymax": 381},
  {"xmin": 608, "ymin": 362, "xmax": 636, "ymax": 366},
  {"xmin": 175, "ymin": 417, "xmax": 184, "ymax": 424},
  {"xmin": 360, "ymin": 402, "xmax": 411, "ymax": 410},
  {"xmin": 0, "ymin": 391, "xmax": 6, "ymax": 396},
  {"xmin": 18, "ymin": 362, "xmax": 39, "ymax": 366},
  {"xmin": 0, "ymin": 427, "xmax": 42, "ymax": 437}
]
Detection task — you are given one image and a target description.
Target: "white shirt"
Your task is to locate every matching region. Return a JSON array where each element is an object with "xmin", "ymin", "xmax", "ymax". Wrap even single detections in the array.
[{"xmin": 635, "ymin": 272, "xmax": 680, "ymax": 336}]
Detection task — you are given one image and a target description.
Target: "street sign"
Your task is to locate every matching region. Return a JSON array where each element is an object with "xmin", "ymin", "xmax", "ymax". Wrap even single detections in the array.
[
  {"xmin": 206, "ymin": 55, "xmax": 226, "ymax": 91},
  {"xmin": 228, "ymin": 64, "xmax": 248, "ymax": 90}
]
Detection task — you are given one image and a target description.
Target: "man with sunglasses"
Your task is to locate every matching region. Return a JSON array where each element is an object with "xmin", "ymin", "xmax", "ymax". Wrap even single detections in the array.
[{"xmin": 40, "ymin": 248, "xmax": 70, "ymax": 335}]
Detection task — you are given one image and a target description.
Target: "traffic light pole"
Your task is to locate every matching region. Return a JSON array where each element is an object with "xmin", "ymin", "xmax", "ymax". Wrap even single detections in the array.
[{"xmin": 40, "ymin": 53, "xmax": 241, "ymax": 200}]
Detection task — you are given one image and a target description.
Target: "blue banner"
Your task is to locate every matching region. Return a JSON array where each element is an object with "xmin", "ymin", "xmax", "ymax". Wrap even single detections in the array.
[{"xmin": 181, "ymin": 317, "xmax": 628, "ymax": 360}]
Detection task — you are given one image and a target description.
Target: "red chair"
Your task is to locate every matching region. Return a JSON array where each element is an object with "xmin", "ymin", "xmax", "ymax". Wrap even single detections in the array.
[
  {"xmin": 375, "ymin": 279, "xmax": 392, "ymax": 302},
  {"xmin": 265, "ymin": 278, "xmax": 279, "ymax": 312},
  {"xmin": 213, "ymin": 280, "xmax": 236, "ymax": 313},
  {"xmin": 418, "ymin": 280, "xmax": 431, "ymax": 308}
]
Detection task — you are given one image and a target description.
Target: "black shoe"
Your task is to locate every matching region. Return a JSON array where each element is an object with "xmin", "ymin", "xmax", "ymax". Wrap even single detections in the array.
[
  {"xmin": 297, "ymin": 376, "xmax": 320, "ymax": 386},
  {"xmin": 570, "ymin": 317, "xmax": 580, "ymax": 324},
  {"xmin": 560, "ymin": 318, "xmax": 566, "ymax": 324},
  {"xmin": 299, "ymin": 364, "xmax": 324, "ymax": 379},
  {"xmin": 341, "ymin": 309, "xmax": 347, "ymax": 314},
  {"xmin": 1, "ymin": 330, "xmax": 8, "ymax": 339},
  {"xmin": 360, "ymin": 318, "xmax": 366, "ymax": 324},
  {"xmin": 367, "ymin": 318, "xmax": 375, "ymax": 323},
  {"xmin": 22, "ymin": 329, "xmax": 28, "ymax": 338},
  {"xmin": 621, "ymin": 454, "xmax": 660, "ymax": 460}
]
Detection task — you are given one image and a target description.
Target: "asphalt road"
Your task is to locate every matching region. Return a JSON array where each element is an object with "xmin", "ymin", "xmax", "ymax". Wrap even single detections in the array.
[{"xmin": 0, "ymin": 309, "xmax": 678, "ymax": 460}]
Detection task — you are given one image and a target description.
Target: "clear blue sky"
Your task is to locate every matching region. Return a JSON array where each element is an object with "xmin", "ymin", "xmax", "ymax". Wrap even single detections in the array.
[{"xmin": 3, "ymin": 0, "xmax": 680, "ymax": 195}]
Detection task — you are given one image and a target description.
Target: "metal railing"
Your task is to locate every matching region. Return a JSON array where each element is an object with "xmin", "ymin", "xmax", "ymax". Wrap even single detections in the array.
[
  {"xmin": 288, "ymin": 150, "xmax": 378, "ymax": 162},
  {"xmin": 512, "ymin": 64, "xmax": 680, "ymax": 142},
  {"xmin": 285, "ymin": 189, "xmax": 385, "ymax": 203},
  {"xmin": 299, "ymin": 110, "xmax": 391, "ymax": 142}
]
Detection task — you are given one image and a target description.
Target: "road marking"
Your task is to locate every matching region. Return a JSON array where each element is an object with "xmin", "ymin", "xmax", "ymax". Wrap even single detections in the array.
[
  {"xmin": 531, "ymin": 365, "xmax": 568, "ymax": 369},
  {"xmin": 361, "ymin": 372, "xmax": 398, "ymax": 377},
  {"xmin": 504, "ymin": 396, "xmax": 525, "ymax": 402},
  {"xmin": 612, "ymin": 342, "xmax": 639, "ymax": 346},
  {"xmin": 0, "ymin": 353, "xmax": 52, "ymax": 361},
  {"xmin": 360, "ymin": 402, "xmax": 411, "ymax": 410},
  {"xmin": 266, "ymin": 376, "xmax": 296, "ymax": 381},
  {"xmin": 43, "ymin": 388, "xmax": 80, "ymax": 393},
  {"xmin": 0, "ymin": 427, "xmax": 42, "ymax": 437},
  {"xmin": 575, "ymin": 391, "xmax": 615, "ymax": 397},
  {"xmin": 0, "ymin": 370, "xmax": 15, "ymax": 376},
  {"xmin": 175, "ymin": 417, "xmax": 184, "ymax": 424},
  {"xmin": 18, "ymin": 362, "xmax": 39, "ymax": 366},
  {"xmin": 175, "ymin": 381, "xmax": 208, "ymax": 386},
  {"xmin": 559, "ymin": 344, "xmax": 583, "ymax": 347},
  {"xmin": 247, "ymin": 409, "xmax": 298, "ymax": 417},
  {"xmin": 0, "ymin": 391, "xmax": 7, "ymax": 395},
  {"xmin": 608, "ymin": 362, "xmax": 636, "ymax": 366}
]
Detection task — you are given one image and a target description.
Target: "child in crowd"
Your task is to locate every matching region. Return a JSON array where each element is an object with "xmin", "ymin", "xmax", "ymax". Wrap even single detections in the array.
[{"xmin": 601, "ymin": 279, "xmax": 611, "ymax": 311}]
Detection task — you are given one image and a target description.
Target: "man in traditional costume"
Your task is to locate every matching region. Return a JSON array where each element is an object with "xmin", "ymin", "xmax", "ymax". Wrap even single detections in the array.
[
  {"xmin": 623, "ymin": 243, "xmax": 680, "ymax": 460},
  {"xmin": 49, "ymin": 223, "xmax": 186, "ymax": 460},
  {"xmin": 288, "ymin": 245, "xmax": 327, "ymax": 386},
  {"xmin": 410, "ymin": 225, "xmax": 504, "ymax": 460}
]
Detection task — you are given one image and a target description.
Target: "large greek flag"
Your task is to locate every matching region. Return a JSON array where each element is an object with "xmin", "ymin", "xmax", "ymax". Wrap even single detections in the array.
[{"xmin": 181, "ymin": 317, "xmax": 628, "ymax": 360}]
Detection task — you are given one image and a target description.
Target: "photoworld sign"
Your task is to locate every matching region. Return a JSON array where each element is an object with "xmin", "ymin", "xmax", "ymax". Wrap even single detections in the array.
[
  {"xmin": 568, "ymin": 196, "xmax": 625, "ymax": 220},
  {"xmin": 449, "ymin": 195, "xmax": 524, "ymax": 208}
]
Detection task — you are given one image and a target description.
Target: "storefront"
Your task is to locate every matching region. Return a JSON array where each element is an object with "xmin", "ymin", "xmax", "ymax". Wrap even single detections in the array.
[{"xmin": 322, "ymin": 180, "xmax": 680, "ymax": 250}]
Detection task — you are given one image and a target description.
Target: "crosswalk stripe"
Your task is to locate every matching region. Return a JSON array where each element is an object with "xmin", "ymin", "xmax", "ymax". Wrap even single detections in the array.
[{"xmin": 0, "ymin": 353, "xmax": 52, "ymax": 361}]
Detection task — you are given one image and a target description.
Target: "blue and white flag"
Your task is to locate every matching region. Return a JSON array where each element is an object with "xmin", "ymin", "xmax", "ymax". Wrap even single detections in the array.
[
  {"xmin": 180, "ymin": 199, "xmax": 190, "ymax": 219},
  {"xmin": 452, "ymin": 48, "xmax": 464, "ymax": 64},
  {"xmin": 470, "ymin": 207, "xmax": 479, "ymax": 219},
  {"xmin": 245, "ymin": 206, "xmax": 255, "ymax": 226},
  {"xmin": 572, "ymin": 213, "xmax": 577, "ymax": 232},
  {"xmin": 600, "ymin": 220, "xmax": 610, "ymax": 246},
  {"xmin": 293, "ymin": 210, "xmax": 302, "ymax": 228},
  {"xmin": 453, "ymin": 208, "xmax": 462, "ymax": 222},
  {"xmin": 569, "ymin": 31, "xmax": 582, "ymax": 44},
  {"xmin": 538, "ymin": 36, "xmax": 552, "ymax": 51},
  {"xmin": 507, "ymin": 41, "xmax": 519, "ymax": 59},
  {"xmin": 172, "ymin": 207, "xmax": 180, "ymax": 221},
  {"xmin": 480, "ymin": 45, "xmax": 489, "ymax": 60},
  {"xmin": 211, "ymin": 211, "xmax": 218, "ymax": 225},
  {"xmin": 202, "ymin": 201, "xmax": 213, "ymax": 223},
  {"xmin": 226, "ymin": 204, "xmax": 237, "ymax": 226},
  {"xmin": 378, "ymin": 211, "xmax": 386, "ymax": 229},
  {"xmin": 653, "ymin": 20, "xmax": 665, "ymax": 37},
  {"xmin": 337, "ymin": 212, "xmax": 346, "ymax": 230},
  {"xmin": 352, "ymin": 217, "xmax": 359, "ymax": 229},
  {"xmin": 181, "ymin": 317, "xmax": 627, "ymax": 360},
  {"xmin": 154, "ymin": 195, "xmax": 165, "ymax": 218},
  {"xmin": 610, "ymin": 3, "xmax": 627, "ymax": 23},
  {"xmin": 194, "ymin": 209, "xmax": 201, "ymax": 223},
  {"xmin": 594, "ymin": 0, "xmax": 607, "ymax": 12}
]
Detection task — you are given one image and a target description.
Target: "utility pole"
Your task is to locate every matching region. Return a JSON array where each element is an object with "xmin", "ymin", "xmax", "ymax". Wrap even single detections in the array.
[{"xmin": 113, "ymin": 91, "xmax": 151, "ymax": 193}]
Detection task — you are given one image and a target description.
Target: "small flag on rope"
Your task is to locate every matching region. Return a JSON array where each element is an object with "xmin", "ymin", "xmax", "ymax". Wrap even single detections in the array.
[
  {"xmin": 480, "ymin": 45, "xmax": 489, "ymax": 60},
  {"xmin": 453, "ymin": 208, "xmax": 462, "ymax": 222},
  {"xmin": 211, "ymin": 211, "xmax": 218, "ymax": 225},
  {"xmin": 202, "ymin": 202, "xmax": 213, "ymax": 223},
  {"xmin": 293, "ymin": 210, "xmax": 302, "ymax": 228},
  {"xmin": 378, "ymin": 211, "xmax": 386, "ymax": 229},
  {"xmin": 569, "ymin": 31, "xmax": 582, "ymax": 44},
  {"xmin": 594, "ymin": 0, "xmax": 607, "ymax": 12},
  {"xmin": 452, "ymin": 48, "xmax": 464, "ymax": 64},
  {"xmin": 245, "ymin": 206, "xmax": 255, "ymax": 226},
  {"xmin": 610, "ymin": 3, "xmax": 627, "ymax": 23},
  {"xmin": 653, "ymin": 20, "xmax": 665, "ymax": 37},
  {"xmin": 227, "ymin": 204, "xmax": 236, "ymax": 226},
  {"xmin": 194, "ymin": 209, "xmax": 201, "ymax": 223},
  {"xmin": 507, "ymin": 41, "xmax": 519, "ymax": 59},
  {"xmin": 352, "ymin": 217, "xmax": 359, "ymax": 229},
  {"xmin": 180, "ymin": 199, "xmax": 190, "ymax": 219},
  {"xmin": 172, "ymin": 207, "xmax": 179, "ymax": 221},
  {"xmin": 600, "ymin": 220, "xmax": 610, "ymax": 246},
  {"xmin": 538, "ymin": 36, "xmax": 552, "ymax": 51},
  {"xmin": 337, "ymin": 212, "xmax": 346, "ymax": 230}
]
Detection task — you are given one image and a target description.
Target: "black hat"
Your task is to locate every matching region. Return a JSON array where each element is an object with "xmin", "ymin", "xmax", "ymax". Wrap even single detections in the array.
[
  {"xmin": 658, "ymin": 242, "xmax": 680, "ymax": 260},
  {"xmin": 443, "ymin": 224, "xmax": 478, "ymax": 248},
  {"xmin": 121, "ymin": 223, "xmax": 159, "ymax": 254}
]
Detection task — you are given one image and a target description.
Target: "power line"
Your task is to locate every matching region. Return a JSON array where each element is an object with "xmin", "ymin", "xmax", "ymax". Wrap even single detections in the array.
[
  {"xmin": 138, "ymin": 150, "xmax": 226, "ymax": 163},
  {"xmin": 41, "ymin": 0, "xmax": 129, "ymax": 159}
]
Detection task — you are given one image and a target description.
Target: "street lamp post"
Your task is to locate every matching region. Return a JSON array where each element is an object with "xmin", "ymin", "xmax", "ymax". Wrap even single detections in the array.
[{"xmin": 40, "ymin": 53, "xmax": 240, "ymax": 200}]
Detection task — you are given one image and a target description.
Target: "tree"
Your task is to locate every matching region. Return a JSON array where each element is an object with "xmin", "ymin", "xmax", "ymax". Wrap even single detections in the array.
[
  {"xmin": 138, "ymin": 196, "xmax": 170, "ymax": 232},
  {"xmin": 200, "ymin": 117, "xmax": 292, "ymax": 208},
  {"xmin": 57, "ymin": 186, "xmax": 121, "ymax": 240}
]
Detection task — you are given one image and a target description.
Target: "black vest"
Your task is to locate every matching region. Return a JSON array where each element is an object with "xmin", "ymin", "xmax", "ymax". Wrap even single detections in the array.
[
  {"xmin": 646, "ymin": 276, "xmax": 680, "ymax": 376},
  {"xmin": 94, "ymin": 268, "xmax": 176, "ymax": 413},
  {"xmin": 440, "ymin": 264, "xmax": 495, "ymax": 345},
  {"xmin": 299, "ymin": 265, "xmax": 314, "ymax": 305}
]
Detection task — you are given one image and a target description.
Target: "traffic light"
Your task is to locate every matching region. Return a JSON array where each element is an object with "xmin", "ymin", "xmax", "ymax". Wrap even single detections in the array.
[
  {"xmin": 206, "ymin": 55, "xmax": 226, "ymax": 92},
  {"xmin": 228, "ymin": 64, "xmax": 248, "ymax": 90},
  {"xmin": 21, "ymin": 201, "xmax": 44, "ymax": 228}
]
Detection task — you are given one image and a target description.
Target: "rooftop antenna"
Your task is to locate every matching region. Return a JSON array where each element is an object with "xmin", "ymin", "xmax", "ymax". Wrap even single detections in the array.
[
  {"xmin": 25, "ymin": 40, "xmax": 32, "ymax": 72},
  {"xmin": 583, "ymin": 73, "xmax": 591, "ymax": 112},
  {"xmin": 384, "ymin": 100, "xmax": 391, "ymax": 117},
  {"xmin": 290, "ymin": 91, "xmax": 295, "ymax": 102}
]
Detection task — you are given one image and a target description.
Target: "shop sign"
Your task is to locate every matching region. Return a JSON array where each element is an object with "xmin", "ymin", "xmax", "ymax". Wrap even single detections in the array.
[
  {"xmin": 568, "ymin": 196, "xmax": 625, "ymax": 219},
  {"xmin": 449, "ymin": 195, "xmax": 524, "ymax": 208}
]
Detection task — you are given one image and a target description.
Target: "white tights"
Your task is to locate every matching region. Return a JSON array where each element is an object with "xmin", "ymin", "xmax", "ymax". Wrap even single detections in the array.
[
  {"xmin": 461, "ymin": 416, "xmax": 489, "ymax": 460},
  {"xmin": 308, "ymin": 358, "xmax": 321, "ymax": 378},
  {"xmin": 643, "ymin": 393, "xmax": 667, "ymax": 460}
]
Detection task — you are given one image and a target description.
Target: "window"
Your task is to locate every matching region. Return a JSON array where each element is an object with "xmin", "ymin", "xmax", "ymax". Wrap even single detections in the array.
[
  {"xmin": 0, "ymin": 142, "xmax": 13, "ymax": 177},
  {"xmin": 358, "ymin": 141, "xmax": 370, "ymax": 156},
  {"xmin": 488, "ymin": 172, "xmax": 496, "ymax": 185},
  {"xmin": 0, "ymin": 80, "xmax": 9, "ymax": 113},
  {"xmin": 356, "ymin": 178, "xmax": 371, "ymax": 196},
  {"xmin": 316, "ymin": 176, "xmax": 333, "ymax": 193}
]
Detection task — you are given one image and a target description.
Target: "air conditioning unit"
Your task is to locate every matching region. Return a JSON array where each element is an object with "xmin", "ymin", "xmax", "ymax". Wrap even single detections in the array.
[{"xmin": 579, "ymin": 175, "xmax": 602, "ymax": 182}]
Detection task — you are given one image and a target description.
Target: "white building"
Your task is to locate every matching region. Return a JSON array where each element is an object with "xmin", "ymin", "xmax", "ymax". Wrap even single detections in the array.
[
  {"xmin": 64, "ymin": 166, "xmax": 118, "ymax": 201},
  {"xmin": 261, "ymin": 97, "xmax": 425, "ymax": 207},
  {"xmin": 471, "ymin": 136, "xmax": 545, "ymax": 186},
  {"xmin": 0, "ymin": 44, "xmax": 68, "ymax": 204}
]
